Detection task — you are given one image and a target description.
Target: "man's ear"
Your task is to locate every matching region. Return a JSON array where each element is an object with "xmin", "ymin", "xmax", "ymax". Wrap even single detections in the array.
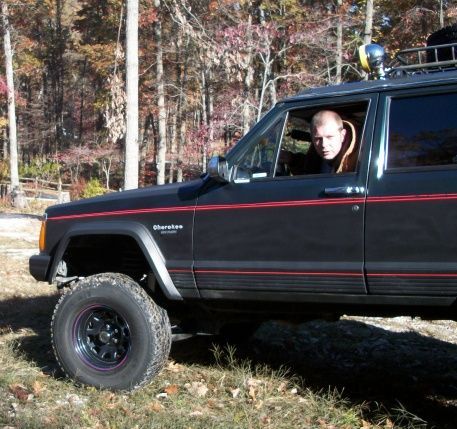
[{"xmin": 340, "ymin": 128, "xmax": 347, "ymax": 141}]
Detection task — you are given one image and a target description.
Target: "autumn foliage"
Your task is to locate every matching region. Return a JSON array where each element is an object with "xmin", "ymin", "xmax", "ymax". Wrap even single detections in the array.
[{"xmin": 0, "ymin": 0, "xmax": 454, "ymax": 190}]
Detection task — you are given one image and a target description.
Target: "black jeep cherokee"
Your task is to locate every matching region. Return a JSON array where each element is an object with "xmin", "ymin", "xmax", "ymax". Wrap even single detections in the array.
[{"xmin": 30, "ymin": 34, "xmax": 457, "ymax": 390}]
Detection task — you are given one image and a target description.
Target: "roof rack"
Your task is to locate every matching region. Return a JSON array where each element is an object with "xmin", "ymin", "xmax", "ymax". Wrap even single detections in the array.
[{"xmin": 389, "ymin": 42, "xmax": 457, "ymax": 76}]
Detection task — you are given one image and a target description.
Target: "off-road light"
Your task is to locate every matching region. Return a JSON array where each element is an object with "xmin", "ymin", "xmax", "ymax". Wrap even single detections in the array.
[{"xmin": 358, "ymin": 43, "xmax": 387, "ymax": 79}]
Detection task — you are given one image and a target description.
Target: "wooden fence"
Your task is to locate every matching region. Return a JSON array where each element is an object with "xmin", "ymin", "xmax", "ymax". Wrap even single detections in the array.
[
  {"xmin": 1, "ymin": 177, "xmax": 71, "ymax": 202},
  {"xmin": 0, "ymin": 183, "xmax": 10, "ymax": 199}
]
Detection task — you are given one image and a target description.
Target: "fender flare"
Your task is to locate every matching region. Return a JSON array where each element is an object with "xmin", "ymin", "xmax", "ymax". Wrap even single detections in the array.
[{"xmin": 49, "ymin": 220, "xmax": 183, "ymax": 301}]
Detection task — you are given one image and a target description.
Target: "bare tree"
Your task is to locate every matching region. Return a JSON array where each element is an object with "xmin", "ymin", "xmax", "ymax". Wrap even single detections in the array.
[
  {"xmin": 439, "ymin": 0, "xmax": 444, "ymax": 28},
  {"xmin": 2, "ymin": 1, "xmax": 19, "ymax": 190},
  {"xmin": 242, "ymin": 14, "xmax": 254, "ymax": 135},
  {"xmin": 154, "ymin": 0, "xmax": 167, "ymax": 185},
  {"xmin": 124, "ymin": 0, "xmax": 139, "ymax": 190},
  {"xmin": 335, "ymin": 0, "xmax": 343, "ymax": 84},
  {"xmin": 364, "ymin": 0, "xmax": 374, "ymax": 45}
]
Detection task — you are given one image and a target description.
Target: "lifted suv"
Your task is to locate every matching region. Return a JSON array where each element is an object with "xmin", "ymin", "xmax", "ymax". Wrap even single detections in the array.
[{"xmin": 30, "ymin": 30, "xmax": 457, "ymax": 390}]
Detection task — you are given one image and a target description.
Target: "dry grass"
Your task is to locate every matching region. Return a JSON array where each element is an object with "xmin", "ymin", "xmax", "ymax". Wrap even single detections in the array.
[
  {"xmin": 0, "ymin": 215, "xmax": 431, "ymax": 429},
  {"xmin": 0, "ymin": 197, "xmax": 54, "ymax": 216}
]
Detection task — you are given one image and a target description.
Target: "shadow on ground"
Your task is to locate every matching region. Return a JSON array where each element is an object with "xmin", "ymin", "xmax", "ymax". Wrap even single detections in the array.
[
  {"xmin": 3, "ymin": 293, "xmax": 457, "ymax": 428},
  {"xmin": 171, "ymin": 320, "xmax": 457, "ymax": 429},
  {"xmin": 0, "ymin": 294, "xmax": 60, "ymax": 374}
]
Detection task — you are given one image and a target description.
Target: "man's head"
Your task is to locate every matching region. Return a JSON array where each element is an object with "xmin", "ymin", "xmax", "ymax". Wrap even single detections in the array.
[{"xmin": 311, "ymin": 110, "xmax": 346, "ymax": 161}]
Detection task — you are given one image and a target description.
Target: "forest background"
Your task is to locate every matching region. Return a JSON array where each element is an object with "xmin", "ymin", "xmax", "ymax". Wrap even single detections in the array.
[{"xmin": 0, "ymin": 0, "xmax": 456, "ymax": 197}]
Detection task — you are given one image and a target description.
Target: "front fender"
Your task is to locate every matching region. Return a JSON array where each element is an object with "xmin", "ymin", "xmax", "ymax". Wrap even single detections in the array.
[{"xmin": 49, "ymin": 221, "xmax": 183, "ymax": 301}]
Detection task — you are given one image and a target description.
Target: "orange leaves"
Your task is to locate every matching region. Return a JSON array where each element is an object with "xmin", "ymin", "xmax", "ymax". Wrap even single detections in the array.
[
  {"xmin": 32, "ymin": 380, "xmax": 45, "ymax": 397},
  {"xmin": 165, "ymin": 360, "xmax": 185, "ymax": 373},
  {"xmin": 147, "ymin": 401, "xmax": 165, "ymax": 412},
  {"xmin": 208, "ymin": 1, "xmax": 218, "ymax": 13},
  {"xmin": 8, "ymin": 381, "xmax": 47, "ymax": 402},
  {"xmin": 164, "ymin": 384, "xmax": 179, "ymax": 395},
  {"xmin": 9, "ymin": 383, "xmax": 31, "ymax": 401}
]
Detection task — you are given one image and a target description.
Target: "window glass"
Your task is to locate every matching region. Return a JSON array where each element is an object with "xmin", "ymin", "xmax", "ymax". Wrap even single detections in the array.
[
  {"xmin": 232, "ymin": 118, "xmax": 284, "ymax": 181},
  {"xmin": 387, "ymin": 93, "xmax": 457, "ymax": 169}
]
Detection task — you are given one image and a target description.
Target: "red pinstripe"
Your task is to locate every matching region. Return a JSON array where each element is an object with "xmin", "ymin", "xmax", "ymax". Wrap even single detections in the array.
[
  {"xmin": 169, "ymin": 269, "xmax": 457, "ymax": 278},
  {"xmin": 47, "ymin": 192, "xmax": 457, "ymax": 221}
]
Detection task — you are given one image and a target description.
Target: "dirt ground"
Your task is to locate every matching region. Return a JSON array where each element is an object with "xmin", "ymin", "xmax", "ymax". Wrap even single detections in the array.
[{"xmin": 1, "ymin": 214, "xmax": 457, "ymax": 427}]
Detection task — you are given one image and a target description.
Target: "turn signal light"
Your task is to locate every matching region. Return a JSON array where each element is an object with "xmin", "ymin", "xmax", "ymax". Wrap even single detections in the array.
[{"xmin": 39, "ymin": 219, "xmax": 46, "ymax": 252}]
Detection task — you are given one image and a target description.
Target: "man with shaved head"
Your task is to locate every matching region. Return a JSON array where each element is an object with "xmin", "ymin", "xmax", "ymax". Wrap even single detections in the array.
[{"xmin": 281, "ymin": 110, "xmax": 358, "ymax": 175}]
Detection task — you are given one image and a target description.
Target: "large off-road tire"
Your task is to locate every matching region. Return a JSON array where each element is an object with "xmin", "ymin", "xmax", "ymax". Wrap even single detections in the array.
[
  {"xmin": 51, "ymin": 273, "xmax": 171, "ymax": 391},
  {"xmin": 426, "ymin": 24, "xmax": 457, "ymax": 62}
]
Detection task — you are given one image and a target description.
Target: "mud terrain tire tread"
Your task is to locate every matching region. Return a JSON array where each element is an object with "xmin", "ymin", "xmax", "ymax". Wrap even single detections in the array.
[{"xmin": 51, "ymin": 272, "xmax": 171, "ymax": 391}]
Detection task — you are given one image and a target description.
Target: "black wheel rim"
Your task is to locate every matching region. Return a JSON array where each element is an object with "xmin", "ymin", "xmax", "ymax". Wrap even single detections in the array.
[{"xmin": 72, "ymin": 304, "xmax": 131, "ymax": 371}]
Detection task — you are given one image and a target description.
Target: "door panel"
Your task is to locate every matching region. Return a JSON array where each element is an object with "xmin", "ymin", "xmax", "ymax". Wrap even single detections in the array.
[
  {"xmin": 365, "ymin": 88, "xmax": 457, "ymax": 296},
  {"xmin": 193, "ymin": 96, "xmax": 377, "ymax": 301},
  {"xmin": 194, "ymin": 178, "xmax": 366, "ymax": 298}
]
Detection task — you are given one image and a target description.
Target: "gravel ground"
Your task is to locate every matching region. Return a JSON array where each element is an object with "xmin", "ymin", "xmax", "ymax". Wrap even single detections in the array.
[
  {"xmin": 0, "ymin": 214, "xmax": 41, "ymax": 259},
  {"xmin": 250, "ymin": 317, "xmax": 457, "ymax": 427}
]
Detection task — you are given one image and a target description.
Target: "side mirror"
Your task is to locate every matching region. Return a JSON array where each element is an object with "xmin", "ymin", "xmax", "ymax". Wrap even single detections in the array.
[{"xmin": 207, "ymin": 156, "xmax": 229, "ymax": 182}]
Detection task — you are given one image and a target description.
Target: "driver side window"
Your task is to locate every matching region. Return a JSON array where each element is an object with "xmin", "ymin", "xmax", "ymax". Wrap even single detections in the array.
[
  {"xmin": 231, "ymin": 119, "xmax": 285, "ymax": 181},
  {"xmin": 276, "ymin": 102, "xmax": 369, "ymax": 177}
]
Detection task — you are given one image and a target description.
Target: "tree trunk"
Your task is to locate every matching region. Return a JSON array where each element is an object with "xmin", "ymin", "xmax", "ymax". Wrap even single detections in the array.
[
  {"xmin": 363, "ymin": 0, "xmax": 374, "ymax": 45},
  {"xmin": 268, "ymin": 65, "xmax": 277, "ymax": 107},
  {"xmin": 242, "ymin": 14, "xmax": 254, "ymax": 135},
  {"xmin": 177, "ymin": 117, "xmax": 186, "ymax": 182},
  {"xmin": 362, "ymin": 0, "xmax": 374, "ymax": 80},
  {"xmin": 335, "ymin": 0, "xmax": 343, "ymax": 84},
  {"xmin": 206, "ymin": 69, "xmax": 214, "ymax": 141},
  {"xmin": 124, "ymin": 0, "xmax": 139, "ymax": 190},
  {"xmin": 54, "ymin": 0, "xmax": 65, "ymax": 152},
  {"xmin": 139, "ymin": 113, "xmax": 153, "ymax": 185},
  {"xmin": 2, "ymin": 1, "xmax": 19, "ymax": 190},
  {"xmin": 168, "ymin": 106, "xmax": 177, "ymax": 183},
  {"xmin": 439, "ymin": 0, "xmax": 444, "ymax": 28},
  {"xmin": 199, "ymin": 65, "xmax": 209, "ymax": 172},
  {"xmin": 79, "ymin": 58, "xmax": 87, "ymax": 141},
  {"xmin": 2, "ymin": 127, "xmax": 7, "ymax": 160},
  {"xmin": 176, "ymin": 35, "xmax": 188, "ymax": 183},
  {"xmin": 155, "ymin": 0, "xmax": 167, "ymax": 185},
  {"xmin": 257, "ymin": 49, "xmax": 271, "ymax": 122},
  {"xmin": 102, "ymin": 158, "xmax": 112, "ymax": 190}
]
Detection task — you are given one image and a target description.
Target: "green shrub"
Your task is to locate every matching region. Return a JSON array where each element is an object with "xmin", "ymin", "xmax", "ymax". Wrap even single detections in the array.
[
  {"xmin": 19, "ymin": 158, "xmax": 60, "ymax": 182},
  {"xmin": 81, "ymin": 178, "xmax": 106, "ymax": 198}
]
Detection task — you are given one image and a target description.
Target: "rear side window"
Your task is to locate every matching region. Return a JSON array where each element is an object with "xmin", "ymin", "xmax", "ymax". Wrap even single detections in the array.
[{"xmin": 387, "ymin": 92, "xmax": 457, "ymax": 169}]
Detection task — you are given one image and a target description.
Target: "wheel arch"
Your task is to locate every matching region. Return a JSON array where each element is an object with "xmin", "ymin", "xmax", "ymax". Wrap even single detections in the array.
[{"xmin": 49, "ymin": 221, "xmax": 182, "ymax": 301}]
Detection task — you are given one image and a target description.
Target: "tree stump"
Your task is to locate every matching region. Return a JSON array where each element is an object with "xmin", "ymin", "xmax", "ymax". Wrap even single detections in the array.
[{"xmin": 10, "ymin": 187, "xmax": 28, "ymax": 209}]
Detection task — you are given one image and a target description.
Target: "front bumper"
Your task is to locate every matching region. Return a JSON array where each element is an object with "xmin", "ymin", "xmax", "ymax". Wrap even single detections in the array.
[{"xmin": 29, "ymin": 254, "xmax": 51, "ymax": 282}]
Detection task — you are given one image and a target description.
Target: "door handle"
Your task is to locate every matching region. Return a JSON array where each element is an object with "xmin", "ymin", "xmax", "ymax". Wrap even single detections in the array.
[{"xmin": 324, "ymin": 186, "xmax": 365, "ymax": 197}]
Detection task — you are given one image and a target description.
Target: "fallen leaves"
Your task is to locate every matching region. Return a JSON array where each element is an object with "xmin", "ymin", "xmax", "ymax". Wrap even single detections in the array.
[
  {"xmin": 9, "ymin": 384, "xmax": 32, "ymax": 402},
  {"xmin": 165, "ymin": 361, "xmax": 185, "ymax": 373},
  {"xmin": 147, "ymin": 401, "xmax": 165, "ymax": 412},
  {"xmin": 164, "ymin": 384, "xmax": 179, "ymax": 395},
  {"xmin": 32, "ymin": 380, "xmax": 45, "ymax": 397},
  {"xmin": 185, "ymin": 381, "xmax": 209, "ymax": 398},
  {"xmin": 245, "ymin": 378, "xmax": 263, "ymax": 403}
]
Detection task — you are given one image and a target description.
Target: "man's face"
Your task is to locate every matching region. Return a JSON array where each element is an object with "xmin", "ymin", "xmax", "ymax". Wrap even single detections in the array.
[{"xmin": 312, "ymin": 119, "xmax": 346, "ymax": 161}]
